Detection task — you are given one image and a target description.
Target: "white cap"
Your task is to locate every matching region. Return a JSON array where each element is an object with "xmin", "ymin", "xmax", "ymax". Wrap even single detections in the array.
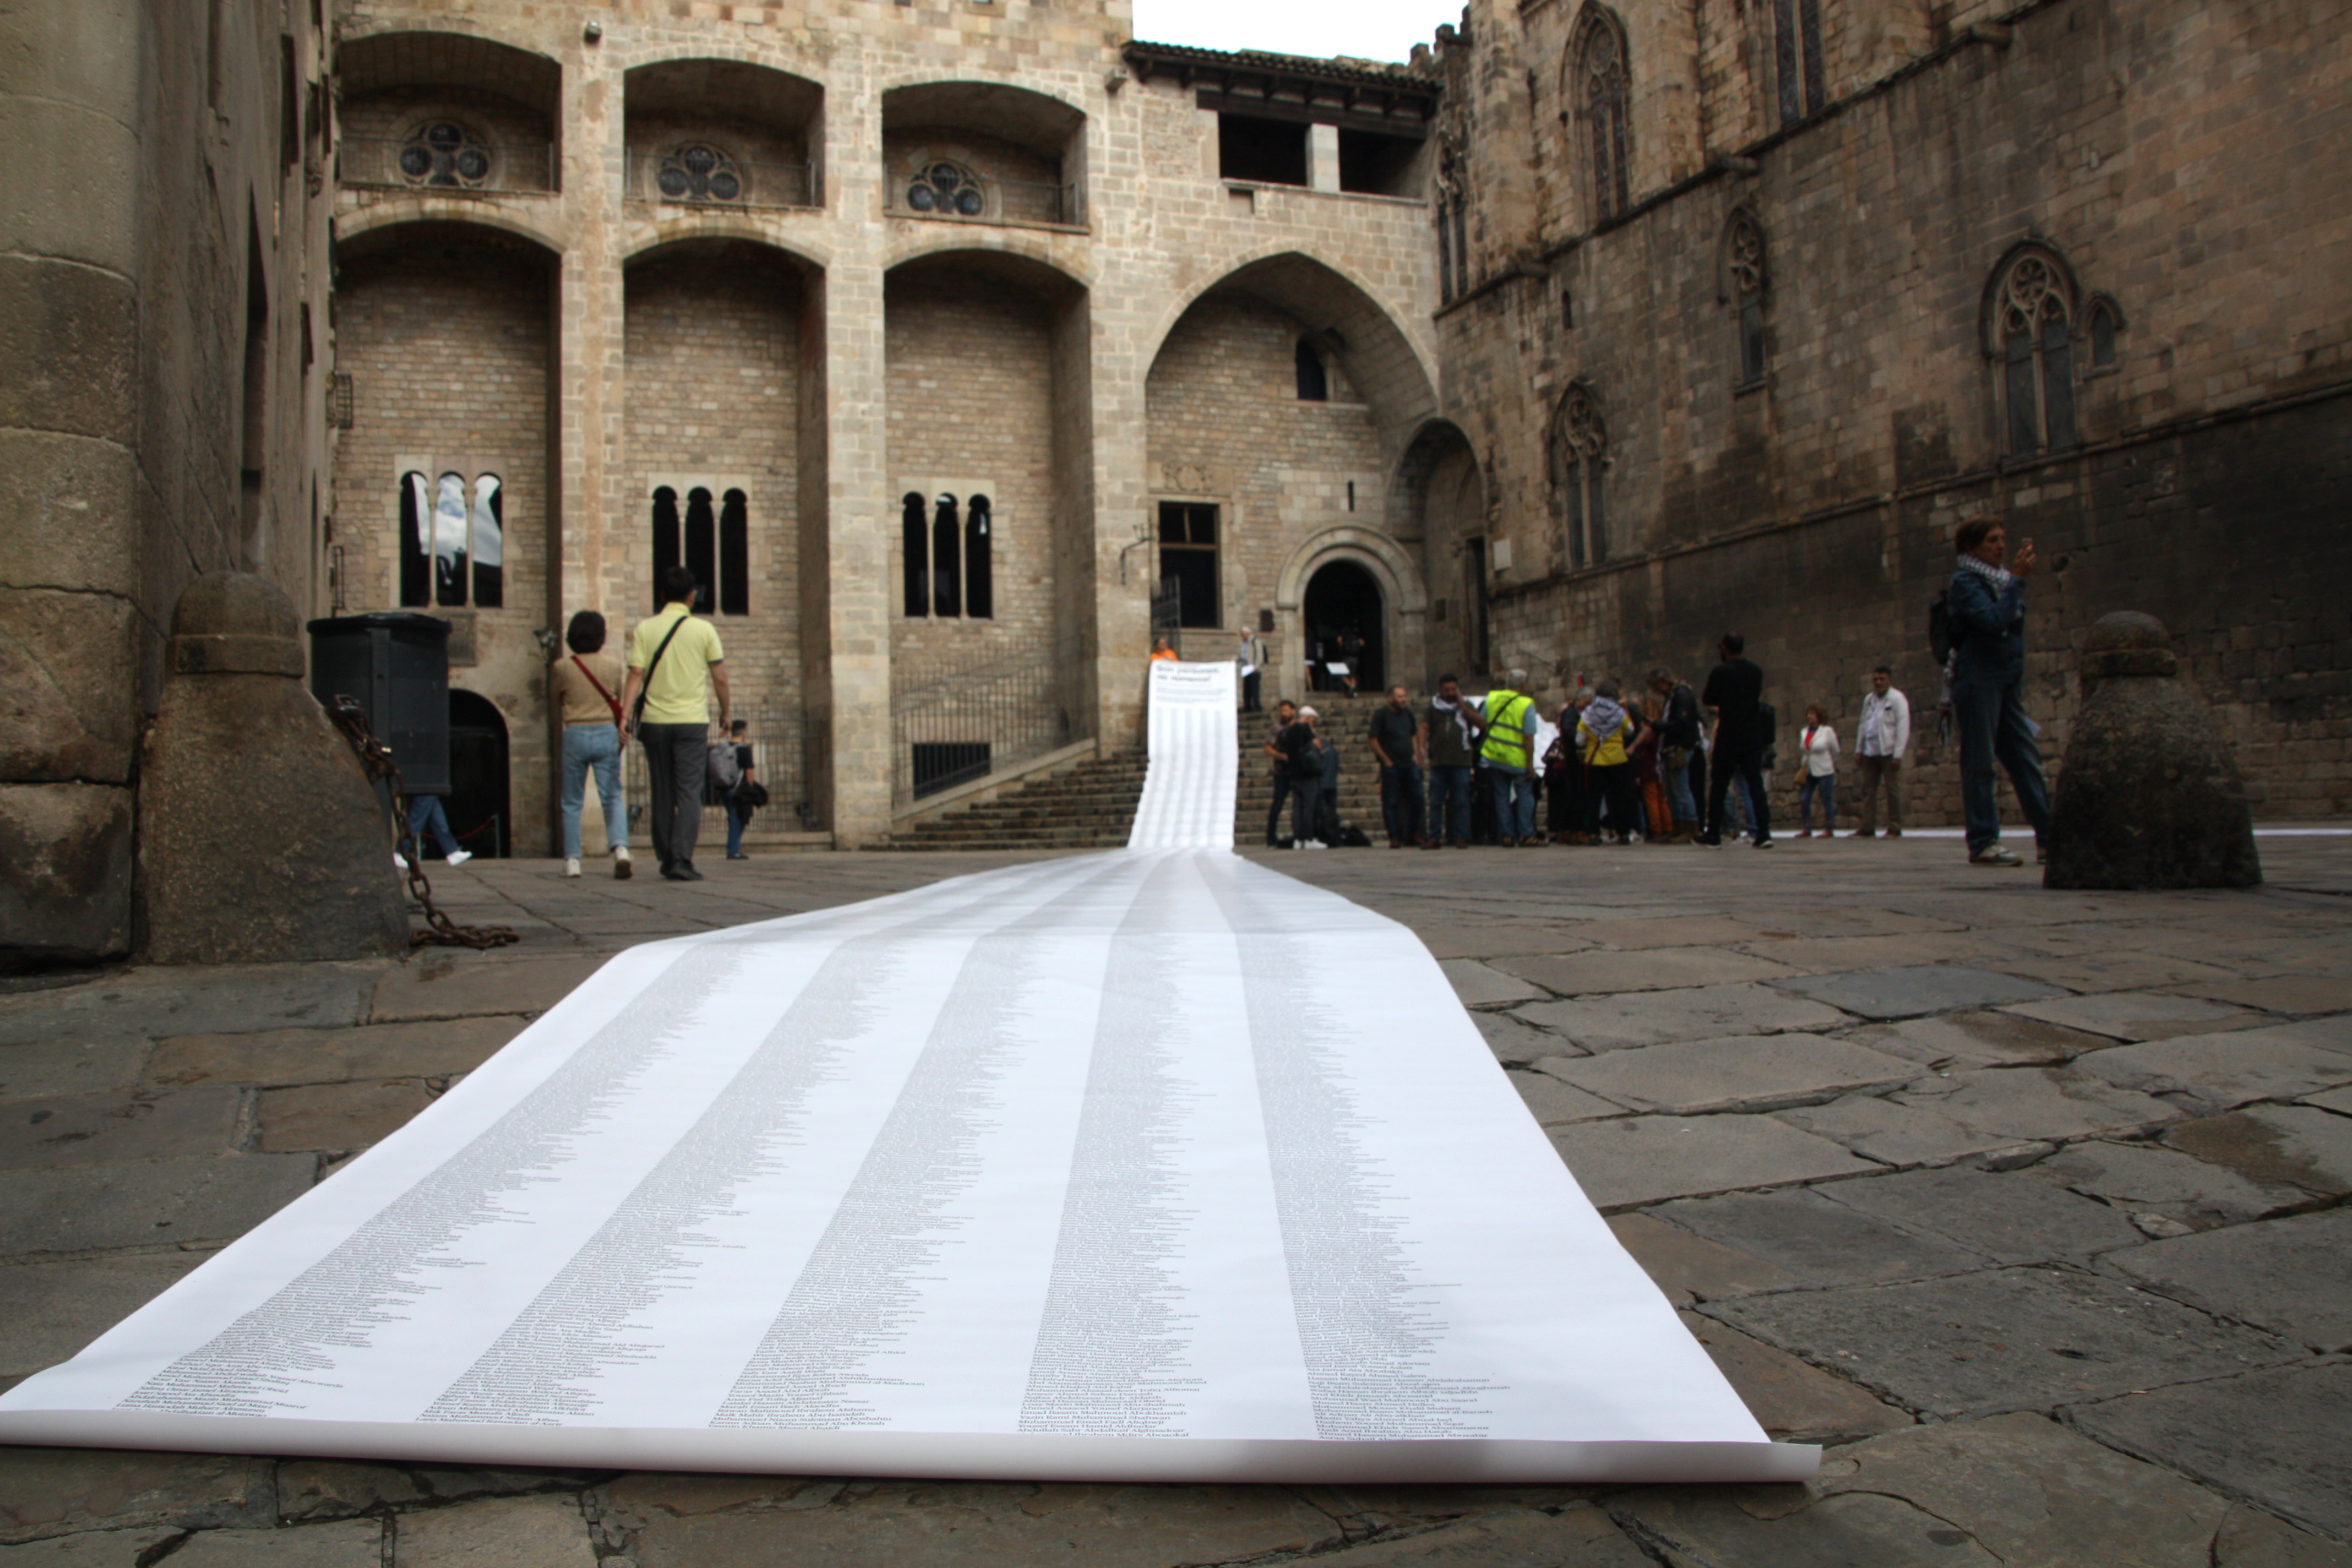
[{"xmin": 1298, "ymin": 706, "xmax": 1320, "ymax": 720}]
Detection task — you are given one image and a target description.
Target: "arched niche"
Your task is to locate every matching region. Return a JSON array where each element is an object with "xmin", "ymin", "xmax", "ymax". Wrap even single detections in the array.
[
  {"xmin": 337, "ymin": 30, "xmax": 562, "ymax": 196},
  {"xmin": 881, "ymin": 80, "xmax": 1088, "ymax": 226},
  {"xmin": 624, "ymin": 58, "xmax": 826, "ymax": 213}
]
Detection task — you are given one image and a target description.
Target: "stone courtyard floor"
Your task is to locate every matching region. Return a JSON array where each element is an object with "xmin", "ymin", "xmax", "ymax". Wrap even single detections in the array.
[{"xmin": 3, "ymin": 832, "xmax": 2350, "ymax": 1565}]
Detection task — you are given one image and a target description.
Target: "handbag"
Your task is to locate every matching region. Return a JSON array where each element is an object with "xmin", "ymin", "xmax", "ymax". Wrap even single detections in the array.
[{"xmin": 571, "ymin": 656, "xmax": 622, "ymax": 725}]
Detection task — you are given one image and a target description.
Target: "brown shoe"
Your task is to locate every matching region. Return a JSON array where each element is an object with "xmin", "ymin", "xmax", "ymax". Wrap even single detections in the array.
[{"xmin": 1886, "ymin": 827, "xmax": 1902, "ymax": 838}]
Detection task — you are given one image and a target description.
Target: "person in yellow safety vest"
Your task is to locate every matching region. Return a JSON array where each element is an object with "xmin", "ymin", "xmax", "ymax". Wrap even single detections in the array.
[{"xmin": 1480, "ymin": 669, "xmax": 1540, "ymax": 847}]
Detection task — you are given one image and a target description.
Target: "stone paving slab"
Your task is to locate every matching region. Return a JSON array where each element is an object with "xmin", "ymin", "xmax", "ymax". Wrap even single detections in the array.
[
  {"xmin": 2173, "ymin": 976, "xmax": 2352, "ymax": 1016},
  {"xmin": 145, "ymin": 1016, "xmax": 529, "ymax": 1088},
  {"xmin": 0, "ymin": 1250, "xmax": 204, "ymax": 1388},
  {"xmin": 0, "ymin": 1449, "xmax": 276, "ymax": 1544},
  {"xmin": 1542, "ymin": 1034, "xmax": 1916, "ymax": 1115},
  {"xmin": 2076, "ymin": 1026, "xmax": 2352, "ymax": 1112},
  {"xmin": 1494, "ymin": 947, "xmax": 1800, "ymax": 996},
  {"xmin": 2030, "ymin": 1139, "xmax": 2318, "ymax": 1232},
  {"xmin": 1772, "ymin": 1093, "xmax": 2045, "ymax": 1170},
  {"xmin": 1992, "ymin": 950, "xmax": 2243, "ymax": 994},
  {"xmin": 2068, "ymin": 1360, "xmax": 2352, "ymax": 1542},
  {"xmin": 1734, "ymin": 930, "xmax": 2012, "ymax": 974},
  {"xmin": 1614, "ymin": 1412, "xmax": 2348, "ymax": 1568},
  {"xmin": 1890, "ymin": 1065, "xmax": 2180, "ymax": 1143},
  {"xmin": 1651, "ymin": 1188, "xmax": 1988, "ymax": 1290},
  {"xmin": 1513, "ymin": 984, "xmax": 1851, "ymax": 1052},
  {"xmin": 368, "ymin": 955, "xmax": 612, "ymax": 1024},
  {"xmin": 1438, "ymin": 961, "xmax": 1547, "ymax": 1008},
  {"xmin": 0, "ymin": 965, "xmax": 381, "ymax": 1049},
  {"xmin": 1409, "ymin": 923, "xmax": 1599, "ymax": 960},
  {"xmin": 1846, "ymin": 1010, "xmax": 2106, "ymax": 1069},
  {"xmin": 0, "ymin": 1088, "xmax": 242, "ymax": 1169},
  {"xmin": 2103, "ymin": 1208, "xmax": 2352, "ymax": 1352},
  {"xmin": 0, "ymin": 1038, "xmax": 146, "ymax": 1104},
  {"xmin": 393, "ymin": 1495, "xmax": 596, "ymax": 1567},
  {"xmin": 1820, "ymin": 1164, "xmax": 2146, "ymax": 1265},
  {"xmin": 0, "ymin": 1156, "xmax": 315, "ymax": 1258},
  {"xmin": 1549, "ymin": 1115, "xmax": 1877, "ymax": 1211},
  {"xmin": 257, "ymin": 1080, "xmax": 439, "ymax": 1153},
  {"xmin": 1601, "ymin": 1214, "xmax": 1796, "ymax": 1305},
  {"xmin": 1471, "ymin": 1012, "xmax": 1578, "ymax": 1065},
  {"xmin": 1306, "ymin": 1505, "xmax": 1649, "ymax": 1566},
  {"xmin": 1713, "ymin": 1266, "xmax": 2297, "ymax": 1420},
  {"xmin": 169, "ymin": 1520, "xmax": 385, "ymax": 1567},
  {"xmin": 1677, "ymin": 1311, "xmax": 1913, "ymax": 1445},
  {"xmin": 2002, "ymin": 991, "xmax": 2268, "ymax": 1042},
  {"xmin": 1770, "ymin": 965, "xmax": 2070, "ymax": 1021},
  {"xmin": 2165, "ymin": 1106, "xmax": 2352, "ymax": 1200},
  {"xmin": 1554, "ymin": 915, "xmax": 1773, "ymax": 950},
  {"xmin": 2303, "ymin": 1085, "xmax": 2352, "ymax": 1114},
  {"xmin": 0, "ymin": 1527, "xmax": 188, "ymax": 1564},
  {"xmin": 1504, "ymin": 1070, "xmax": 1624, "ymax": 1125}
]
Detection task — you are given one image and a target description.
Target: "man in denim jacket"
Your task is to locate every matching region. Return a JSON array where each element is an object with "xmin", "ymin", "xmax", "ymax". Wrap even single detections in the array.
[{"xmin": 1947, "ymin": 517, "xmax": 2053, "ymax": 866}]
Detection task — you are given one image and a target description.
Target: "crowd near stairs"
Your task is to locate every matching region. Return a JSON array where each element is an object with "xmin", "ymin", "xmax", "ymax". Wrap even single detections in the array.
[{"xmin": 879, "ymin": 704, "xmax": 1404, "ymax": 851}]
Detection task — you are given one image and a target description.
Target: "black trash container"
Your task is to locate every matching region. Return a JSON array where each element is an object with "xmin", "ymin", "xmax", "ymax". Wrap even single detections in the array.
[{"xmin": 307, "ymin": 613, "xmax": 452, "ymax": 794}]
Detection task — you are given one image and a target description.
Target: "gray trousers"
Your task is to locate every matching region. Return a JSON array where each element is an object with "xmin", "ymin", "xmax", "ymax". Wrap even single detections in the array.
[
  {"xmin": 638, "ymin": 722, "xmax": 707, "ymax": 869},
  {"xmin": 1855, "ymin": 753, "xmax": 1904, "ymax": 832}
]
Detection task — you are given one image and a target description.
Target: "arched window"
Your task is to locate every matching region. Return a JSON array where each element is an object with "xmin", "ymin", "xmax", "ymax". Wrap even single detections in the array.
[
  {"xmin": 399, "ymin": 471, "xmax": 431, "ymax": 606},
  {"xmin": 2085, "ymin": 295, "xmax": 2123, "ymax": 372},
  {"xmin": 1295, "ymin": 339, "xmax": 1329, "ymax": 401},
  {"xmin": 651, "ymin": 486, "xmax": 680, "ymax": 613},
  {"xmin": 684, "ymin": 487, "xmax": 717, "ymax": 613},
  {"xmin": 1773, "ymin": 0, "xmax": 1826, "ymax": 127},
  {"xmin": 719, "ymin": 489, "xmax": 750, "ymax": 616},
  {"xmin": 432, "ymin": 471, "xmax": 469, "ymax": 607},
  {"xmin": 902, "ymin": 492, "xmax": 929, "ymax": 617},
  {"xmin": 1725, "ymin": 211, "xmax": 1768, "ymax": 386},
  {"xmin": 1551, "ymin": 386, "xmax": 1608, "ymax": 569},
  {"xmin": 1577, "ymin": 15, "xmax": 1632, "ymax": 222},
  {"xmin": 1988, "ymin": 248, "xmax": 2078, "ymax": 457},
  {"xmin": 932, "ymin": 494, "xmax": 962, "ymax": 618},
  {"xmin": 965, "ymin": 495, "xmax": 994, "ymax": 620},
  {"xmin": 469, "ymin": 475, "xmax": 503, "ymax": 608}
]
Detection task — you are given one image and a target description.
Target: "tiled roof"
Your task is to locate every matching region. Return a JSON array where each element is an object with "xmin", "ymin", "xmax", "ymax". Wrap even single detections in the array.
[{"xmin": 1123, "ymin": 40, "xmax": 1441, "ymax": 98}]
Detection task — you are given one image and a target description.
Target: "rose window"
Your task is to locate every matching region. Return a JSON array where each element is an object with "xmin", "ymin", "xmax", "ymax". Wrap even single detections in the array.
[
  {"xmin": 398, "ymin": 122, "xmax": 491, "ymax": 188},
  {"xmin": 906, "ymin": 162, "xmax": 985, "ymax": 216},
  {"xmin": 656, "ymin": 144, "xmax": 743, "ymax": 203}
]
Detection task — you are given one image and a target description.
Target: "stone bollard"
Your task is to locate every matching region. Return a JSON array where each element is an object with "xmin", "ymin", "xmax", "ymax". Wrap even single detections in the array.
[
  {"xmin": 142, "ymin": 574, "xmax": 410, "ymax": 963},
  {"xmin": 2044, "ymin": 611, "xmax": 2261, "ymax": 890}
]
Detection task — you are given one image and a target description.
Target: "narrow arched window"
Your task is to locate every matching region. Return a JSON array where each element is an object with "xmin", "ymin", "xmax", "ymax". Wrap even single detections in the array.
[
  {"xmin": 1578, "ymin": 17, "xmax": 1631, "ymax": 222},
  {"xmin": 399, "ymin": 471, "xmax": 431, "ymax": 606},
  {"xmin": 1552, "ymin": 388, "xmax": 1608, "ymax": 569},
  {"xmin": 719, "ymin": 489, "xmax": 749, "ymax": 616},
  {"xmin": 469, "ymin": 475, "xmax": 503, "ymax": 608},
  {"xmin": 1990, "ymin": 249, "xmax": 2078, "ymax": 457},
  {"xmin": 651, "ymin": 486, "xmax": 681, "ymax": 613},
  {"xmin": 432, "ymin": 471, "xmax": 468, "ymax": 607},
  {"xmin": 932, "ymin": 494, "xmax": 961, "ymax": 618},
  {"xmin": 1773, "ymin": 0, "xmax": 1826, "ymax": 127},
  {"xmin": 1727, "ymin": 213, "xmax": 1768, "ymax": 386},
  {"xmin": 965, "ymin": 495, "xmax": 994, "ymax": 620},
  {"xmin": 1295, "ymin": 339, "xmax": 1329, "ymax": 401},
  {"xmin": 684, "ymin": 487, "xmax": 716, "ymax": 613},
  {"xmin": 902, "ymin": 492, "xmax": 929, "ymax": 617},
  {"xmin": 2086, "ymin": 297, "xmax": 2120, "ymax": 370}
]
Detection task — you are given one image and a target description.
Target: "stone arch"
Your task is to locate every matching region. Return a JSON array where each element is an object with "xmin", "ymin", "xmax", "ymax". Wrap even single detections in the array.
[
  {"xmin": 882, "ymin": 79, "xmax": 1087, "ymax": 225},
  {"xmin": 1388, "ymin": 418, "xmax": 1485, "ymax": 536},
  {"xmin": 620, "ymin": 224, "xmax": 827, "ymax": 271},
  {"xmin": 337, "ymin": 27, "xmax": 562, "ymax": 113},
  {"xmin": 624, "ymin": 56, "xmax": 825, "ymax": 213},
  {"xmin": 337, "ymin": 29, "xmax": 563, "ymax": 191},
  {"xmin": 336, "ymin": 202, "xmax": 567, "ymax": 257},
  {"xmin": 1274, "ymin": 526, "xmax": 1428, "ymax": 616},
  {"xmin": 881, "ymin": 230, "xmax": 1093, "ymax": 289}
]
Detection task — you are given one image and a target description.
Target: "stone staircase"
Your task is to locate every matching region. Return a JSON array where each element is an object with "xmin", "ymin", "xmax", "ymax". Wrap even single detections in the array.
[
  {"xmin": 879, "ymin": 753, "xmax": 1150, "ymax": 850},
  {"xmin": 879, "ymin": 709, "xmax": 1401, "ymax": 851}
]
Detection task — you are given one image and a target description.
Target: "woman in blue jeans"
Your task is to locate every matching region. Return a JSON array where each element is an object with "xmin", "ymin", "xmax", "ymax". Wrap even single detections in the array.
[{"xmin": 548, "ymin": 611, "xmax": 634, "ymax": 879}]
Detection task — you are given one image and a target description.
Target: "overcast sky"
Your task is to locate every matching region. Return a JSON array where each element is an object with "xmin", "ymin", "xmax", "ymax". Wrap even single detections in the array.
[{"xmin": 1127, "ymin": 0, "xmax": 1467, "ymax": 64}]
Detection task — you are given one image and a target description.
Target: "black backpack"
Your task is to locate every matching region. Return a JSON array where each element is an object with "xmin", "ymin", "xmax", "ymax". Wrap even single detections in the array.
[{"xmin": 1929, "ymin": 590, "xmax": 1955, "ymax": 665}]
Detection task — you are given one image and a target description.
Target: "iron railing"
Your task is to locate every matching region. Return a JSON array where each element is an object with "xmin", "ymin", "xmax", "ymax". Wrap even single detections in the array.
[
  {"xmin": 885, "ymin": 178, "xmax": 1080, "ymax": 227},
  {"xmin": 891, "ymin": 633, "xmax": 1091, "ymax": 812},
  {"xmin": 623, "ymin": 151, "xmax": 819, "ymax": 212},
  {"xmin": 339, "ymin": 137, "xmax": 558, "ymax": 196},
  {"xmin": 622, "ymin": 709, "xmax": 825, "ymax": 841}
]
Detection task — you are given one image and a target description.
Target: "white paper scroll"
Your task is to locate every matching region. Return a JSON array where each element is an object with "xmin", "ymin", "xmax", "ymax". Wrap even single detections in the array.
[{"xmin": 0, "ymin": 661, "xmax": 1811, "ymax": 1484}]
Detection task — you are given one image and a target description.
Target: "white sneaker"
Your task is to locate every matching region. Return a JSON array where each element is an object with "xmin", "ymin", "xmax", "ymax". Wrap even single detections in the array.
[
  {"xmin": 564, "ymin": 857, "xmax": 581, "ymax": 878},
  {"xmin": 394, "ymin": 854, "xmax": 409, "ymax": 872},
  {"xmin": 445, "ymin": 850, "xmax": 473, "ymax": 868}
]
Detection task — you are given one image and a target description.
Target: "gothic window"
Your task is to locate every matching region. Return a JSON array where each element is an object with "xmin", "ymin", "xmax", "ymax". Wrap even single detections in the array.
[
  {"xmin": 964, "ymin": 495, "xmax": 994, "ymax": 620},
  {"xmin": 2085, "ymin": 295, "xmax": 2122, "ymax": 372},
  {"xmin": 905, "ymin": 161, "xmax": 984, "ymax": 217},
  {"xmin": 931, "ymin": 494, "xmax": 962, "ymax": 617},
  {"xmin": 651, "ymin": 486, "xmax": 681, "ymax": 613},
  {"xmin": 1577, "ymin": 16, "xmax": 1632, "ymax": 222},
  {"xmin": 655, "ymin": 143, "xmax": 743, "ymax": 204},
  {"xmin": 684, "ymin": 487, "xmax": 717, "ymax": 613},
  {"xmin": 397, "ymin": 122, "xmax": 490, "ymax": 189},
  {"xmin": 720, "ymin": 489, "xmax": 750, "ymax": 616},
  {"xmin": 469, "ymin": 474, "xmax": 503, "ymax": 608},
  {"xmin": 901, "ymin": 493, "xmax": 929, "ymax": 616},
  {"xmin": 1725, "ymin": 211, "xmax": 1768, "ymax": 386},
  {"xmin": 1551, "ymin": 388, "xmax": 1608, "ymax": 569},
  {"xmin": 399, "ymin": 471, "xmax": 484, "ymax": 607},
  {"xmin": 1772, "ymin": 0, "xmax": 1826, "ymax": 127},
  {"xmin": 1295, "ymin": 340, "xmax": 1329, "ymax": 401},
  {"xmin": 1989, "ymin": 248, "xmax": 2078, "ymax": 457},
  {"xmin": 1157, "ymin": 502, "xmax": 1219, "ymax": 629}
]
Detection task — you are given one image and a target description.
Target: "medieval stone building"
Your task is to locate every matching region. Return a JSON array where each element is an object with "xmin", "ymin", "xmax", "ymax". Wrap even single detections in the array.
[{"xmin": 3, "ymin": 0, "xmax": 2345, "ymax": 963}]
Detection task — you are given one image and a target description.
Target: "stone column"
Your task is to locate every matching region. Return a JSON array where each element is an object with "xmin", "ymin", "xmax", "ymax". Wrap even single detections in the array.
[{"xmin": 1308, "ymin": 124, "xmax": 1342, "ymax": 193}]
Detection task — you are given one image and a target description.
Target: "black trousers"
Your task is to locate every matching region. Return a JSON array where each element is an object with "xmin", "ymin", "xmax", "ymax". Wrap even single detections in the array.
[
  {"xmin": 639, "ymin": 722, "xmax": 707, "ymax": 869},
  {"xmin": 1707, "ymin": 746, "xmax": 1771, "ymax": 843}
]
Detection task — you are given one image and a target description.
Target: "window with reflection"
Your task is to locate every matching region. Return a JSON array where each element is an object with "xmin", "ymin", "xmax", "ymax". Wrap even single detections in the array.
[
  {"xmin": 685, "ymin": 487, "xmax": 717, "ymax": 613},
  {"xmin": 469, "ymin": 475, "xmax": 503, "ymax": 607},
  {"xmin": 401, "ymin": 469, "xmax": 504, "ymax": 607},
  {"xmin": 900, "ymin": 491, "xmax": 994, "ymax": 619}
]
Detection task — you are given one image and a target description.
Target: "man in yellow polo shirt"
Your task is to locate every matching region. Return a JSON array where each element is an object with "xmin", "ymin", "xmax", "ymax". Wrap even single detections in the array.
[{"xmin": 620, "ymin": 567, "xmax": 729, "ymax": 881}]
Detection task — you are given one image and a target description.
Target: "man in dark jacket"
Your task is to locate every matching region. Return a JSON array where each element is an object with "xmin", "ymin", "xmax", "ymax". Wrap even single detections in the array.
[
  {"xmin": 1649, "ymin": 668, "xmax": 1703, "ymax": 839},
  {"xmin": 1700, "ymin": 634, "xmax": 1773, "ymax": 848},
  {"xmin": 1947, "ymin": 517, "xmax": 2052, "ymax": 866}
]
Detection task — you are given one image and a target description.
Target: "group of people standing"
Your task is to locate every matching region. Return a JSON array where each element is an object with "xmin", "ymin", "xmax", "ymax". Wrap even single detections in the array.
[{"xmin": 1253, "ymin": 518, "xmax": 2053, "ymax": 865}]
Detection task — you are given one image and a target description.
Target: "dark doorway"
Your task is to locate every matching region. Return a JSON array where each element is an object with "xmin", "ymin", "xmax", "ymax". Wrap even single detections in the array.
[
  {"xmin": 1303, "ymin": 559, "xmax": 1384, "ymax": 693},
  {"xmin": 446, "ymin": 689, "xmax": 510, "ymax": 858}
]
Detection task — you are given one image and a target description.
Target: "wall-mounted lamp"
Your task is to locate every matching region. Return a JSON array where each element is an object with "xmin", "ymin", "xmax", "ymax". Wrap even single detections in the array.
[{"xmin": 584, "ymin": 20, "xmax": 603, "ymax": 43}]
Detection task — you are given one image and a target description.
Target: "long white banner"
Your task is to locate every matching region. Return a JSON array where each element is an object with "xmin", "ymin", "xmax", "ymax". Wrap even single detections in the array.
[{"xmin": 0, "ymin": 663, "xmax": 1810, "ymax": 1483}]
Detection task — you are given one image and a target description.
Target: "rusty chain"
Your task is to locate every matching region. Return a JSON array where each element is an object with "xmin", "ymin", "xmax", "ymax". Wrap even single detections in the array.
[{"xmin": 328, "ymin": 695, "xmax": 520, "ymax": 950}]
